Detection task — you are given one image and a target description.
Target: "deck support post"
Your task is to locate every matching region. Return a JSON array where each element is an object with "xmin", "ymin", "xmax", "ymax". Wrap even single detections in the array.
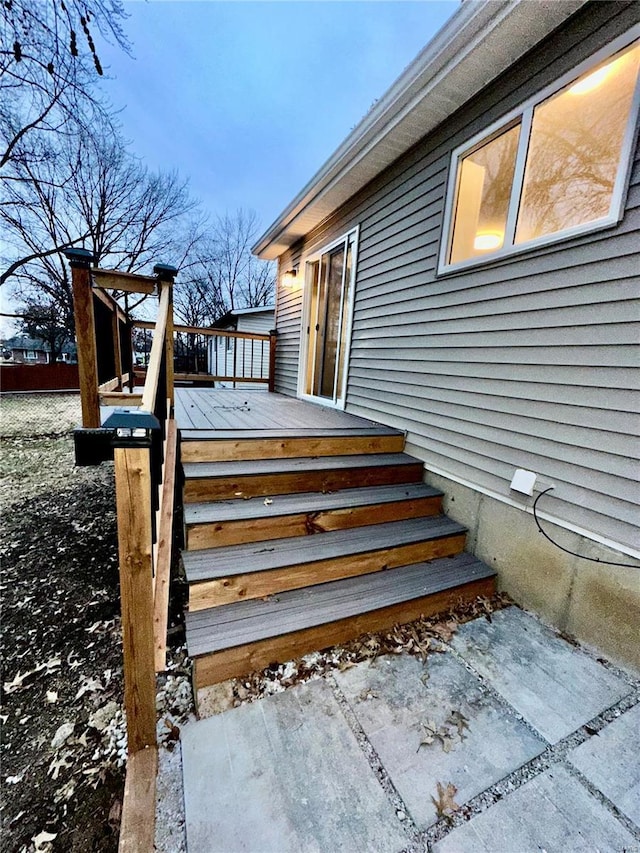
[
  {"xmin": 65, "ymin": 247, "xmax": 100, "ymax": 428},
  {"xmin": 268, "ymin": 329, "xmax": 278, "ymax": 393},
  {"xmin": 113, "ymin": 435, "xmax": 157, "ymax": 754}
]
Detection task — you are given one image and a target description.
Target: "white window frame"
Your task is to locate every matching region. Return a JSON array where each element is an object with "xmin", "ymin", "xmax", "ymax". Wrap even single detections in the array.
[
  {"xmin": 297, "ymin": 226, "xmax": 359, "ymax": 410},
  {"xmin": 438, "ymin": 26, "xmax": 640, "ymax": 275}
]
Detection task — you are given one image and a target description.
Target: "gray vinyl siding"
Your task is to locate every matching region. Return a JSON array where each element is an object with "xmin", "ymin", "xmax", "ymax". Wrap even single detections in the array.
[
  {"xmin": 273, "ymin": 1, "xmax": 640, "ymax": 552},
  {"xmin": 236, "ymin": 312, "xmax": 274, "ymax": 335}
]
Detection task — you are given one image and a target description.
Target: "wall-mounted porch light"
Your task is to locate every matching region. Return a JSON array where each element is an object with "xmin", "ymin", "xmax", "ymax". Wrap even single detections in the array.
[{"xmin": 282, "ymin": 268, "xmax": 298, "ymax": 287}]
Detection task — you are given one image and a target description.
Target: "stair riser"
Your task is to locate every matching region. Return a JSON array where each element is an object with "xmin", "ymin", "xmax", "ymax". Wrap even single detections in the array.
[
  {"xmin": 184, "ymin": 463, "xmax": 425, "ymax": 503},
  {"xmin": 193, "ymin": 576, "xmax": 496, "ymax": 689},
  {"xmin": 188, "ymin": 533, "xmax": 466, "ymax": 611},
  {"xmin": 181, "ymin": 434, "xmax": 405, "ymax": 463},
  {"xmin": 186, "ymin": 495, "xmax": 443, "ymax": 550}
]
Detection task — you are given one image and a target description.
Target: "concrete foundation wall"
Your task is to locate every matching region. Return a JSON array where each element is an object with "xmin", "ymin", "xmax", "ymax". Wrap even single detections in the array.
[{"xmin": 423, "ymin": 468, "xmax": 640, "ymax": 675}]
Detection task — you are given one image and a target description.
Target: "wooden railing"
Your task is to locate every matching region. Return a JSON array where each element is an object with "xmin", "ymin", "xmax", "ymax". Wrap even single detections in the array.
[
  {"xmin": 66, "ymin": 248, "xmax": 278, "ymax": 850},
  {"xmin": 132, "ymin": 320, "xmax": 277, "ymax": 392},
  {"xmin": 65, "ymin": 250, "xmax": 179, "ymax": 852}
]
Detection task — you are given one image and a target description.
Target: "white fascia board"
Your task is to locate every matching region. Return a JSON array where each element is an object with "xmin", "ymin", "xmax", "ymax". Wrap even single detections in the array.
[
  {"xmin": 231, "ymin": 305, "xmax": 275, "ymax": 316},
  {"xmin": 253, "ymin": 0, "xmax": 589, "ymax": 260}
]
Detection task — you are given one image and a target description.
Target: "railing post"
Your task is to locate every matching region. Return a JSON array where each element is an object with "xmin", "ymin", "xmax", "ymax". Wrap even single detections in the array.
[
  {"xmin": 112, "ymin": 309, "xmax": 123, "ymax": 389},
  {"xmin": 154, "ymin": 265, "xmax": 178, "ymax": 412},
  {"xmin": 64, "ymin": 247, "xmax": 100, "ymax": 428},
  {"xmin": 268, "ymin": 329, "xmax": 278, "ymax": 393},
  {"xmin": 112, "ymin": 427, "xmax": 158, "ymax": 754}
]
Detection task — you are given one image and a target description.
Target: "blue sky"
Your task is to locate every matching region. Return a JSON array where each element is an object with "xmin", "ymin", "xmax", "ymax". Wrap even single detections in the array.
[{"xmin": 99, "ymin": 1, "xmax": 458, "ymax": 232}]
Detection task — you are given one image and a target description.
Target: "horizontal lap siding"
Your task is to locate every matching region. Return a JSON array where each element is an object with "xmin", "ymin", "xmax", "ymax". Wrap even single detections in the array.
[{"xmin": 273, "ymin": 1, "xmax": 640, "ymax": 550}]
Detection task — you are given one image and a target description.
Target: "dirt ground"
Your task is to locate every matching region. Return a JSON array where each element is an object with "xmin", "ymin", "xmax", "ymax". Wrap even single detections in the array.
[{"xmin": 1, "ymin": 396, "xmax": 125, "ymax": 853}]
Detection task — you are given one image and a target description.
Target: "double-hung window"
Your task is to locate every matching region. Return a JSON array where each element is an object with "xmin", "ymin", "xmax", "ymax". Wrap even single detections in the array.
[{"xmin": 439, "ymin": 33, "xmax": 640, "ymax": 272}]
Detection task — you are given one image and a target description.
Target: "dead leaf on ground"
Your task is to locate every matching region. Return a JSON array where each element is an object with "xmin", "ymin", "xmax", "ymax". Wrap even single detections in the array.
[
  {"xmin": 108, "ymin": 798, "xmax": 122, "ymax": 830},
  {"xmin": 448, "ymin": 709, "xmax": 470, "ymax": 740},
  {"xmin": 431, "ymin": 781, "xmax": 460, "ymax": 819},
  {"xmin": 430, "ymin": 620, "xmax": 459, "ymax": 642},
  {"xmin": 32, "ymin": 830, "xmax": 57, "ymax": 852}
]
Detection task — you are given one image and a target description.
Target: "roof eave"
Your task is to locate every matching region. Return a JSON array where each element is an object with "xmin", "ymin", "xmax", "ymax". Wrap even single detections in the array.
[{"xmin": 253, "ymin": 0, "xmax": 589, "ymax": 261}]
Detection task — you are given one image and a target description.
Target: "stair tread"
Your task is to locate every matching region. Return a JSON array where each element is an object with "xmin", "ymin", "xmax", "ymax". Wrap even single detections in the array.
[
  {"xmin": 185, "ymin": 483, "xmax": 442, "ymax": 526},
  {"xmin": 181, "ymin": 427, "xmax": 404, "ymax": 440},
  {"xmin": 185, "ymin": 553, "xmax": 495, "ymax": 655},
  {"xmin": 183, "ymin": 452, "xmax": 422, "ymax": 480},
  {"xmin": 183, "ymin": 516, "xmax": 466, "ymax": 582}
]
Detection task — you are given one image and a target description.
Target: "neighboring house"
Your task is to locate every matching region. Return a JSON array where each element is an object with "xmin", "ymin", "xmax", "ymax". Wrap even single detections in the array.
[
  {"xmin": 2, "ymin": 334, "xmax": 50, "ymax": 364},
  {"xmin": 207, "ymin": 305, "xmax": 275, "ymax": 389},
  {"xmin": 1, "ymin": 336, "xmax": 77, "ymax": 364},
  {"xmin": 253, "ymin": 1, "xmax": 640, "ymax": 668}
]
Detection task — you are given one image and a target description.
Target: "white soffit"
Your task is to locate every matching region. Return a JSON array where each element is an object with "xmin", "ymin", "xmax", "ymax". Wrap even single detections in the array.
[{"xmin": 253, "ymin": 0, "xmax": 589, "ymax": 260}]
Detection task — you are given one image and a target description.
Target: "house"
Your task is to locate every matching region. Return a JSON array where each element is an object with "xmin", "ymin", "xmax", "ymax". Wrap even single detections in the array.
[
  {"xmin": 2, "ymin": 334, "xmax": 51, "ymax": 363},
  {"xmin": 253, "ymin": 1, "xmax": 640, "ymax": 670},
  {"xmin": 207, "ymin": 305, "xmax": 275, "ymax": 388},
  {"xmin": 1, "ymin": 335, "xmax": 77, "ymax": 364}
]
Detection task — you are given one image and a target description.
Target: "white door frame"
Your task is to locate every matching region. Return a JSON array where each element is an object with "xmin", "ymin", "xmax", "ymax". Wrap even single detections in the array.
[{"xmin": 297, "ymin": 226, "xmax": 359, "ymax": 410}]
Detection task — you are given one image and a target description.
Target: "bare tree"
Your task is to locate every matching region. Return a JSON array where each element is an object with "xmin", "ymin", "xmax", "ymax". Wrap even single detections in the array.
[
  {"xmin": 19, "ymin": 296, "xmax": 70, "ymax": 364},
  {"xmin": 173, "ymin": 210, "xmax": 275, "ymax": 327},
  {"xmin": 1, "ymin": 0, "xmax": 129, "ymax": 171},
  {"xmin": 3, "ymin": 112, "xmax": 205, "ymax": 343}
]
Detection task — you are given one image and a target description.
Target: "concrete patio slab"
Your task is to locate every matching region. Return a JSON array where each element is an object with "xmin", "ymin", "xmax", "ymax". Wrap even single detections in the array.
[
  {"xmin": 568, "ymin": 702, "xmax": 640, "ymax": 828},
  {"xmin": 432, "ymin": 765, "xmax": 637, "ymax": 853},
  {"xmin": 450, "ymin": 607, "xmax": 631, "ymax": 743},
  {"xmin": 181, "ymin": 678, "xmax": 408, "ymax": 853},
  {"xmin": 334, "ymin": 652, "xmax": 545, "ymax": 829}
]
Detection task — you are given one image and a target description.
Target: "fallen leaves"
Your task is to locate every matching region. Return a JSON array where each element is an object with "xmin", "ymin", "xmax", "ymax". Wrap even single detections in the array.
[
  {"xmin": 431, "ymin": 781, "xmax": 461, "ymax": 819},
  {"xmin": 51, "ymin": 722, "xmax": 75, "ymax": 750},
  {"xmin": 417, "ymin": 709, "xmax": 470, "ymax": 754},
  {"xmin": 32, "ymin": 830, "xmax": 57, "ymax": 852},
  {"xmin": 3, "ymin": 657, "xmax": 61, "ymax": 694},
  {"xmin": 218, "ymin": 593, "xmax": 512, "ymax": 709}
]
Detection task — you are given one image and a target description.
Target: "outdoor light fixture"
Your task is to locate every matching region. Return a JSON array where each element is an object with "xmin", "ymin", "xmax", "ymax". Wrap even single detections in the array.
[
  {"xmin": 103, "ymin": 407, "xmax": 160, "ymax": 446},
  {"xmin": 282, "ymin": 268, "xmax": 298, "ymax": 287}
]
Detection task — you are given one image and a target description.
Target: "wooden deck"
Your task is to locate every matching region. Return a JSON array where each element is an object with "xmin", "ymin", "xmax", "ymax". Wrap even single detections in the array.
[
  {"xmin": 174, "ymin": 388, "xmax": 393, "ymax": 433},
  {"xmin": 174, "ymin": 387, "xmax": 496, "ymax": 692}
]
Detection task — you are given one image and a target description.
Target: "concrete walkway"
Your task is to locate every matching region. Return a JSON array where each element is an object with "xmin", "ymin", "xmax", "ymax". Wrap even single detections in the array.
[{"xmin": 181, "ymin": 607, "xmax": 639, "ymax": 852}]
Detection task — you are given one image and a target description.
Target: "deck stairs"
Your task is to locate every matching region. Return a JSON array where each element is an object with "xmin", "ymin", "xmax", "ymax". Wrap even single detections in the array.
[{"xmin": 180, "ymin": 426, "xmax": 496, "ymax": 693}]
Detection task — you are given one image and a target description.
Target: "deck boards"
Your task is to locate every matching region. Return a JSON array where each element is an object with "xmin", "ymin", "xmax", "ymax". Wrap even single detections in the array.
[
  {"xmin": 186, "ymin": 554, "xmax": 495, "ymax": 655},
  {"xmin": 175, "ymin": 388, "xmax": 391, "ymax": 432},
  {"xmin": 184, "ymin": 483, "xmax": 443, "ymax": 525},
  {"xmin": 183, "ymin": 516, "xmax": 466, "ymax": 582},
  {"xmin": 183, "ymin": 452, "xmax": 421, "ymax": 480}
]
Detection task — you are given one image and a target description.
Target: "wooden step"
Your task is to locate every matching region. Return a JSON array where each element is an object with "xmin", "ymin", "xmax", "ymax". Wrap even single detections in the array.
[
  {"xmin": 180, "ymin": 427, "xmax": 406, "ymax": 462},
  {"xmin": 183, "ymin": 453, "xmax": 424, "ymax": 503},
  {"xmin": 184, "ymin": 516, "xmax": 467, "ymax": 610},
  {"xmin": 184, "ymin": 483, "xmax": 444, "ymax": 550},
  {"xmin": 186, "ymin": 553, "xmax": 497, "ymax": 688}
]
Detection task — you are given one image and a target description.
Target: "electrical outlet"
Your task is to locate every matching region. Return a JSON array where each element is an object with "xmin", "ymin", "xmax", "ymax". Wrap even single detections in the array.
[{"xmin": 510, "ymin": 469, "xmax": 537, "ymax": 496}]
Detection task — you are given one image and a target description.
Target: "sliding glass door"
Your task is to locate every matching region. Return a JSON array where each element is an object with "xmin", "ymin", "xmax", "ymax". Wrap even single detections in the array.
[{"xmin": 302, "ymin": 230, "xmax": 357, "ymax": 407}]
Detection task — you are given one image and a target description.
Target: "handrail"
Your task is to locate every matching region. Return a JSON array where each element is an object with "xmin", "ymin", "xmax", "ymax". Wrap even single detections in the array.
[
  {"xmin": 132, "ymin": 318, "xmax": 270, "ymax": 342},
  {"xmin": 66, "ymin": 253, "xmax": 180, "ymax": 851},
  {"xmin": 92, "ymin": 267, "xmax": 157, "ymax": 294},
  {"xmin": 140, "ymin": 282, "xmax": 170, "ymax": 412},
  {"xmin": 132, "ymin": 318, "xmax": 277, "ymax": 391}
]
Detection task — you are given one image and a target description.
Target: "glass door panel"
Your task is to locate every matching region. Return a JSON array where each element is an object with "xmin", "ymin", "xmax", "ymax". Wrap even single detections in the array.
[
  {"xmin": 304, "ymin": 260, "xmax": 320, "ymax": 396},
  {"xmin": 318, "ymin": 246, "xmax": 345, "ymax": 398},
  {"xmin": 303, "ymin": 231, "xmax": 356, "ymax": 406}
]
